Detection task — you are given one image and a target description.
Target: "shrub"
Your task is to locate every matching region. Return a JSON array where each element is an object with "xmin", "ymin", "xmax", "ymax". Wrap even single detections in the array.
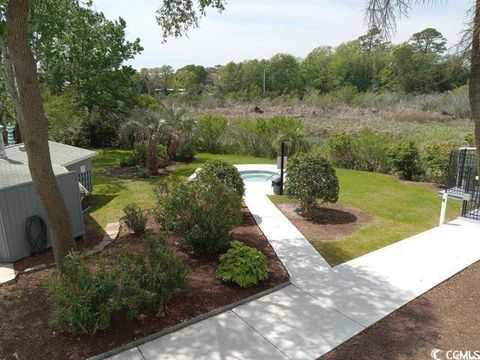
[
  {"xmin": 387, "ymin": 141, "xmax": 422, "ymax": 180},
  {"xmin": 133, "ymin": 140, "xmax": 148, "ymax": 164},
  {"xmin": 195, "ymin": 113, "xmax": 228, "ymax": 153},
  {"xmin": 122, "ymin": 203, "xmax": 148, "ymax": 234},
  {"xmin": 159, "ymin": 178, "xmax": 242, "ymax": 256},
  {"xmin": 229, "ymin": 116, "xmax": 308, "ymax": 158},
  {"xmin": 216, "ymin": 241, "xmax": 269, "ymax": 288},
  {"xmin": 131, "ymin": 141, "xmax": 169, "ymax": 170},
  {"xmin": 422, "ymin": 142, "xmax": 458, "ymax": 183},
  {"xmin": 196, "ymin": 160, "xmax": 245, "ymax": 197},
  {"xmin": 113, "ymin": 235, "xmax": 189, "ymax": 318},
  {"xmin": 353, "ymin": 128, "xmax": 392, "ymax": 172},
  {"xmin": 175, "ymin": 142, "xmax": 196, "ymax": 162},
  {"xmin": 285, "ymin": 152, "xmax": 339, "ymax": 218},
  {"xmin": 327, "ymin": 133, "xmax": 356, "ymax": 169},
  {"xmin": 45, "ymin": 236, "xmax": 189, "ymax": 335},
  {"xmin": 138, "ymin": 169, "xmax": 150, "ymax": 179},
  {"xmin": 328, "ymin": 129, "xmax": 392, "ymax": 172},
  {"xmin": 44, "ymin": 253, "xmax": 120, "ymax": 335},
  {"xmin": 120, "ymin": 156, "xmax": 138, "ymax": 167}
]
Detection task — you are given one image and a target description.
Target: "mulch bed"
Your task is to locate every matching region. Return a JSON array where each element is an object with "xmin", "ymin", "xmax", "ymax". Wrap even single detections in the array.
[
  {"xmin": 0, "ymin": 208, "xmax": 288, "ymax": 360},
  {"xmin": 13, "ymin": 223, "xmax": 105, "ymax": 273},
  {"xmin": 320, "ymin": 260, "xmax": 480, "ymax": 360},
  {"xmin": 276, "ymin": 203, "xmax": 373, "ymax": 241}
]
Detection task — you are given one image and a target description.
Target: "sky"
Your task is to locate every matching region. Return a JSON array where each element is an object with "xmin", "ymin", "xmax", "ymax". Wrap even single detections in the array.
[{"xmin": 93, "ymin": 0, "xmax": 472, "ymax": 70}]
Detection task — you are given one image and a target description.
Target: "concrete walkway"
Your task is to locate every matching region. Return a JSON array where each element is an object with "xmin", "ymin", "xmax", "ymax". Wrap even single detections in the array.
[
  {"xmin": 107, "ymin": 164, "xmax": 480, "ymax": 360},
  {"xmin": 0, "ymin": 263, "xmax": 16, "ymax": 285}
]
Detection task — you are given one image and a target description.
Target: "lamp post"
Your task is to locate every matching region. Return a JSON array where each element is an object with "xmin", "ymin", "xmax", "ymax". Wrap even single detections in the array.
[{"xmin": 279, "ymin": 141, "xmax": 287, "ymax": 195}]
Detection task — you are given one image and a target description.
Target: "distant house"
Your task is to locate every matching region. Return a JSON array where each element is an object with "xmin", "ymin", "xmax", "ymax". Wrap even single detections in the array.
[{"xmin": 0, "ymin": 142, "xmax": 96, "ymax": 262}]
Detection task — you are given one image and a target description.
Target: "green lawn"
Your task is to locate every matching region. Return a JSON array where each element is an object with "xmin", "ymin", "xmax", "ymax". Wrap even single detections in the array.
[
  {"xmin": 269, "ymin": 168, "xmax": 461, "ymax": 265},
  {"xmin": 90, "ymin": 149, "xmax": 461, "ymax": 265},
  {"xmin": 88, "ymin": 149, "xmax": 275, "ymax": 230}
]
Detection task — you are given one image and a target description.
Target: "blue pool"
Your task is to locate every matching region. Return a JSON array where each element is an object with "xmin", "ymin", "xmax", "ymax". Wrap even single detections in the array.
[{"xmin": 240, "ymin": 170, "xmax": 278, "ymax": 183}]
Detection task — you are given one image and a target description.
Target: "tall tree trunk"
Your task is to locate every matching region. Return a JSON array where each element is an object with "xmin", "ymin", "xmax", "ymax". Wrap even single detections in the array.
[
  {"xmin": 470, "ymin": 0, "xmax": 480, "ymax": 176},
  {"xmin": 6, "ymin": 0, "xmax": 75, "ymax": 268},
  {"xmin": 0, "ymin": 37, "xmax": 24, "ymax": 128}
]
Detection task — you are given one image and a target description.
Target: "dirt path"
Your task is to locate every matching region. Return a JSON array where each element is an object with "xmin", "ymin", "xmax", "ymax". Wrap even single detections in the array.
[{"xmin": 320, "ymin": 261, "xmax": 480, "ymax": 360}]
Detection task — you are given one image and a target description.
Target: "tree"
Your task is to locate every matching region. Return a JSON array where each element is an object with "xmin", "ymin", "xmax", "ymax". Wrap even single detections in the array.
[
  {"xmin": 301, "ymin": 46, "xmax": 336, "ymax": 93},
  {"xmin": 119, "ymin": 109, "xmax": 164, "ymax": 174},
  {"xmin": 29, "ymin": 0, "xmax": 143, "ymax": 112},
  {"xmin": 358, "ymin": 26, "xmax": 387, "ymax": 52},
  {"xmin": 5, "ymin": 0, "xmax": 76, "ymax": 268},
  {"xmin": 365, "ymin": 0, "xmax": 480, "ymax": 173},
  {"xmin": 285, "ymin": 153, "xmax": 339, "ymax": 218},
  {"xmin": 409, "ymin": 27, "xmax": 447, "ymax": 54},
  {"xmin": 267, "ymin": 53, "xmax": 303, "ymax": 95}
]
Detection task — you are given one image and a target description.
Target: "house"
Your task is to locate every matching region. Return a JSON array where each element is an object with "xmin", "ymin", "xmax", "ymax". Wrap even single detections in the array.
[{"xmin": 0, "ymin": 141, "xmax": 96, "ymax": 262}]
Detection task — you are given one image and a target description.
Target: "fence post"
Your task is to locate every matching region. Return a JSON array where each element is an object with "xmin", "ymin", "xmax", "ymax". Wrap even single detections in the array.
[{"xmin": 439, "ymin": 192, "xmax": 448, "ymax": 226}]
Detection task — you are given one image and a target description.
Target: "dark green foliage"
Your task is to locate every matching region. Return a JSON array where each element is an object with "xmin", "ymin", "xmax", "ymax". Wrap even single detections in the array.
[
  {"xmin": 285, "ymin": 152, "xmax": 339, "ymax": 218},
  {"xmin": 175, "ymin": 142, "xmax": 196, "ymax": 161},
  {"xmin": 122, "ymin": 203, "xmax": 148, "ymax": 234},
  {"xmin": 45, "ymin": 236, "xmax": 188, "ymax": 335},
  {"xmin": 44, "ymin": 252, "xmax": 120, "ymax": 335},
  {"xmin": 216, "ymin": 241, "xmax": 269, "ymax": 288},
  {"xmin": 120, "ymin": 156, "xmax": 138, "ymax": 167},
  {"xmin": 138, "ymin": 169, "xmax": 151, "ymax": 179},
  {"xmin": 130, "ymin": 141, "xmax": 169, "ymax": 168},
  {"xmin": 78, "ymin": 110, "xmax": 122, "ymax": 147},
  {"xmin": 387, "ymin": 141, "xmax": 422, "ymax": 180},
  {"xmin": 113, "ymin": 235, "xmax": 189, "ymax": 318},
  {"xmin": 195, "ymin": 113, "xmax": 228, "ymax": 153},
  {"xmin": 158, "ymin": 178, "xmax": 242, "ymax": 256},
  {"xmin": 196, "ymin": 160, "xmax": 245, "ymax": 197}
]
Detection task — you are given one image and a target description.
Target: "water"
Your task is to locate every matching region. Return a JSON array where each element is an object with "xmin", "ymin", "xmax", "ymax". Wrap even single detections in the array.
[{"xmin": 240, "ymin": 170, "xmax": 277, "ymax": 183}]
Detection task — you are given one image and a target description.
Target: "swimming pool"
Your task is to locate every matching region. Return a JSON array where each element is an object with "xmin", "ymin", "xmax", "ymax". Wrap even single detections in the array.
[{"xmin": 240, "ymin": 170, "xmax": 278, "ymax": 183}]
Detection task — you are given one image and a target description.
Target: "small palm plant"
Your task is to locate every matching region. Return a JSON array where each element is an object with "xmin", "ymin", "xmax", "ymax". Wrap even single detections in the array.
[{"xmin": 119, "ymin": 102, "xmax": 193, "ymax": 174}]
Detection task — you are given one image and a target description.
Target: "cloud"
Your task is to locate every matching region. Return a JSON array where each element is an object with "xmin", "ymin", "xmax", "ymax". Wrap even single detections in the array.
[{"xmin": 94, "ymin": 0, "xmax": 471, "ymax": 69}]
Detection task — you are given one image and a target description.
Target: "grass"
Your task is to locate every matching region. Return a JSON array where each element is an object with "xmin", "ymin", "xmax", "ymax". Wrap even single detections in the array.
[
  {"xmin": 90, "ymin": 149, "xmax": 462, "ymax": 266},
  {"xmin": 89, "ymin": 149, "xmax": 275, "ymax": 229},
  {"xmin": 269, "ymin": 168, "xmax": 462, "ymax": 265}
]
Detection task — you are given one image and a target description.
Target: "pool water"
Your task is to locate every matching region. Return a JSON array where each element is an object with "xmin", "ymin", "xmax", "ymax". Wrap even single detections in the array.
[{"xmin": 240, "ymin": 170, "xmax": 278, "ymax": 183}]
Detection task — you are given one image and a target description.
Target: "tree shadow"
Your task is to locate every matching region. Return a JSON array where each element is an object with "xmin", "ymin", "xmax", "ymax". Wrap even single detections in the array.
[{"xmin": 294, "ymin": 207, "xmax": 358, "ymax": 225}]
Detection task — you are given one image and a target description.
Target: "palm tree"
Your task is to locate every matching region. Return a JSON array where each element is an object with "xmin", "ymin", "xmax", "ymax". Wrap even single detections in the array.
[
  {"xmin": 119, "ymin": 102, "xmax": 193, "ymax": 174},
  {"xmin": 157, "ymin": 102, "xmax": 193, "ymax": 160},
  {"xmin": 365, "ymin": 0, "xmax": 480, "ymax": 173}
]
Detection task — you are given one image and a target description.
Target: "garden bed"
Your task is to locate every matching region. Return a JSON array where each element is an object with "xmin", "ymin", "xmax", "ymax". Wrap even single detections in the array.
[
  {"xmin": 276, "ymin": 203, "xmax": 374, "ymax": 242},
  {"xmin": 0, "ymin": 208, "xmax": 288, "ymax": 360}
]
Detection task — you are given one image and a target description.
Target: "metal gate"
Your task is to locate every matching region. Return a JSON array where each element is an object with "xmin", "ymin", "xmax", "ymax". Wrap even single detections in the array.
[
  {"xmin": 446, "ymin": 148, "xmax": 477, "ymax": 198},
  {"xmin": 461, "ymin": 166, "xmax": 480, "ymax": 221}
]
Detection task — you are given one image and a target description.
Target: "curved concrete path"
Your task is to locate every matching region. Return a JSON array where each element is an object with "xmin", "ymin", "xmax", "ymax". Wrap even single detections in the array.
[{"xmin": 106, "ymin": 164, "xmax": 480, "ymax": 360}]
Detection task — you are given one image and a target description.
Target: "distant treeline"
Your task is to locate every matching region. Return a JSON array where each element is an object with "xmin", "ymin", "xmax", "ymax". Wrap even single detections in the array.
[{"xmin": 138, "ymin": 27, "xmax": 469, "ymax": 99}]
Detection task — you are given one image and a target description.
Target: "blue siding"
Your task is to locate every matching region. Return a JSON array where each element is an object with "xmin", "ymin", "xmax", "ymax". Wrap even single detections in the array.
[
  {"xmin": 65, "ymin": 159, "xmax": 93, "ymax": 192},
  {"xmin": 0, "ymin": 172, "xmax": 85, "ymax": 262}
]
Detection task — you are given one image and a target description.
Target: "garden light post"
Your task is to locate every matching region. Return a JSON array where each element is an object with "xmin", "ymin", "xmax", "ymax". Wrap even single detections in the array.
[{"xmin": 279, "ymin": 141, "xmax": 287, "ymax": 195}]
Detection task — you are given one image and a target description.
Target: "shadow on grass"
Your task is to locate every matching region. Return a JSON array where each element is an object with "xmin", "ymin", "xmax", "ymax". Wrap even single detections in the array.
[{"xmin": 294, "ymin": 207, "xmax": 358, "ymax": 225}]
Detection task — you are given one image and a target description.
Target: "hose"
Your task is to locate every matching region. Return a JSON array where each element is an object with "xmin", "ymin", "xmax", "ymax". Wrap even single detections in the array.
[{"xmin": 25, "ymin": 215, "xmax": 48, "ymax": 253}]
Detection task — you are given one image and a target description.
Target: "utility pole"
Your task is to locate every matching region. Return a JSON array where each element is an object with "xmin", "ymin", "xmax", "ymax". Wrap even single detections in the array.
[{"xmin": 263, "ymin": 68, "xmax": 266, "ymax": 94}]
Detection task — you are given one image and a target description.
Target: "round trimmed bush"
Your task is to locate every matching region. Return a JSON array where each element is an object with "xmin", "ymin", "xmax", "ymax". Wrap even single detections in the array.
[
  {"xmin": 159, "ymin": 177, "xmax": 242, "ymax": 256},
  {"xmin": 285, "ymin": 152, "xmax": 339, "ymax": 218},
  {"xmin": 196, "ymin": 160, "xmax": 245, "ymax": 197},
  {"xmin": 216, "ymin": 241, "xmax": 269, "ymax": 288}
]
